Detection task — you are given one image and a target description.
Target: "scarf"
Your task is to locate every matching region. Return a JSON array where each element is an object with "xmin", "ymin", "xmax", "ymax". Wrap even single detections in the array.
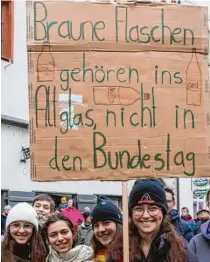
[
  {"xmin": 37, "ymin": 214, "xmax": 48, "ymax": 227},
  {"xmin": 47, "ymin": 245, "xmax": 94, "ymax": 262}
]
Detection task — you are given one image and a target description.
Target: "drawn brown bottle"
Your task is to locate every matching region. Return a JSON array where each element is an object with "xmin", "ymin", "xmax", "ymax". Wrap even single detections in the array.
[
  {"xmin": 37, "ymin": 41, "xmax": 55, "ymax": 82},
  {"xmin": 93, "ymin": 86, "xmax": 150, "ymax": 106},
  {"xmin": 186, "ymin": 48, "xmax": 202, "ymax": 106}
]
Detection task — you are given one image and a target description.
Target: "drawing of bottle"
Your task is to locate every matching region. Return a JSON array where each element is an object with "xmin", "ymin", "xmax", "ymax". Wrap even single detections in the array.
[
  {"xmin": 93, "ymin": 86, "xmax": 150, "ymax": 106},
  {"xmin": 37, "ymin": 41, "xmax": 55, "ymax": 82},
  {"xmin": 186, "ymin": 48, "xmax": 202, "ymax": 106}
]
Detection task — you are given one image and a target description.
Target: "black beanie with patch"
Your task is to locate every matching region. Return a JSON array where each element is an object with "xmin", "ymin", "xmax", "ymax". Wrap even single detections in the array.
[
  {"xmin": 91, "ymin": 196, "xmax": 122, "ymax": 227},
  {"xmin": 129, "ymin": 179, "xmax": 168, "ymax": 215}
]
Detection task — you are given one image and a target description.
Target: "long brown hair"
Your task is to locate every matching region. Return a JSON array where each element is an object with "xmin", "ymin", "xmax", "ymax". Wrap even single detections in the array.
[
  {"xmin": 2, "ymin": 227, "xmax": 47, "ymax": 262},
  {"xmin": 109, "ymin": 217, "xmax": 187, "ymax": 262},
  {"xmin": 92, "ymin": 223, "xmax": 123, "ymax": 260}
]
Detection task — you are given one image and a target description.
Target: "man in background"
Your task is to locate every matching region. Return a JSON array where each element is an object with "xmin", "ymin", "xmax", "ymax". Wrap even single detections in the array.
[
  {"xmin": 32, "ymin": 193, "xmax": 55, "ymax": 228},
  {"xmin": 1, "ymin": 205, "xmax": 11, "ymax": 235},
  {"xmin": 194, "ymin": 209, "xmax": 210, "ymax": 234},
  {"xmin": 181, "ymin": 206, "xmax": 196, "ymax": 233},
  {"xmin": 165, "ymin": 187, "xmax": 194, "ymax": 242},
  {"xmin": 78, "ymin": 211, "xmax": 93, "ymax": 246}
]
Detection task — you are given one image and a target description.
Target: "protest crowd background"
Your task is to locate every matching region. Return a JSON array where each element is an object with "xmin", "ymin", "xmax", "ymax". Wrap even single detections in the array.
[{"xmin": 1, "ymin": 180, "xmax": 210, "ymax": 261}]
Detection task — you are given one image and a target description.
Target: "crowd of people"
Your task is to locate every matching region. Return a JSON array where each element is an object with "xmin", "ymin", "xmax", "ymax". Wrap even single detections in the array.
[{"xmin": 1, "ymin": 179, "xmax": 210, "ymax": 262}]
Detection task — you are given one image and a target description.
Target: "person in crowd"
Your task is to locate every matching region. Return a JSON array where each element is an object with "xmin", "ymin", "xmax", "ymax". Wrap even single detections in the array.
[
  {"xmin": 165, "ymin": 187, "xmax": 194, "ymax": 242},
  {"xmin": 194, "ymin": 209, "xmax": 210, "ymax": 234},
  {"xmin": 1, "ymin": 202, "xmax": 46, "ymax": 262},
  {"xmin": 109, "ymin": 179, "xmax": 187, "ymax": 262},
  {"xmin": 181, "ymin": 207, "xmax": 196, "ymax": 233},
  {"xmin": 32, "ymin": 194, "xmax": 55, "ymax": 228},
  {"xmin": 1, "ymin": 205, "xmax": 11, "ymax": 235},
  {"xmin": 91, "ymin": 195, "xmax": 123, "ymax": 262},
  {"xmin": 188, "ymin": 188, "xmax": 210, "ymax": 262},
  {"xmin": 84, "ymin": 207, "xmax": 91, "ymax": 213},
  {"xmin": 58, "ymin": 196, "xmax": 68, "ymax": 211},
  {"xmin": 61, "ymin": 198, "xmax": 84, "ymax": 226},
  {"xmin": 78, "ymin": 211, "xmax": 93, "ymax": 246},
  {"xmin": 43, "ymin": 213, "xmax": 94, "ymax": 262}
]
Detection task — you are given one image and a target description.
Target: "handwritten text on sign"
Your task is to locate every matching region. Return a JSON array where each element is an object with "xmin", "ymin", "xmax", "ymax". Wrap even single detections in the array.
[{"xmin": 27, "ymin": 2, "xmax": 210, "ymax": 181}]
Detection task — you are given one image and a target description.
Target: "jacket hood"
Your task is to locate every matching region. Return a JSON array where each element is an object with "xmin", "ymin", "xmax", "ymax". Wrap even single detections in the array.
[
  {"xmin": 201, "ymin": 220, "xmax": 210, "ymax": 240},
  {"xmin": 168, "ymin": 209, "xmax": 180, "ymax": 221},
  {"xmin": 47, "ymin": 245, "xmax": 93, "ymax": 262}
]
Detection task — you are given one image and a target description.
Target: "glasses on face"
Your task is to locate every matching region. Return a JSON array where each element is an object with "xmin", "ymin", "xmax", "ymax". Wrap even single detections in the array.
[
  {"xmin": 10, "ymin": 222, "xmax": 34, "ymax": 231},
  {"xmin": 132, "ymin": 206, "xmax": 161, "ymax": 217}
]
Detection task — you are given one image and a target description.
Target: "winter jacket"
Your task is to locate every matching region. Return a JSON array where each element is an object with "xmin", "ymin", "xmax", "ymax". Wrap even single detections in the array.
[
  {"xmin": 188, "ymin": 220, "xmax": 210, "ymax": 262},
  {"xmin": 46, "ymin": 245, "xmax": 94, "ymax": 262},
  {"xmin": 2, "ymin": 243, "xmax": 32, "ymax": 262},
  {"xmin": 78, "ymin": 222, "xmax": 93, "ymax": 246},
  {"xmin": 1, "ymin": 213, "xmax": 7, "ymax": 235},
  {"xmin": 61, "ymin": 207, "xmax": 84, "ymax": 226},
  {"xmin": 58, "ymin": 202, "xmax": 68, "ymax": 211},
  {"xmin": 133, "ymin": 233, "xmax": 171, "ymax": 262},
  {"xmin": 181, "ymin": 215, "xmax": 196, "ymax": 233},
  {"xmin": 168, "ymin": 209, "xmax": 194, "ymax": 242}
]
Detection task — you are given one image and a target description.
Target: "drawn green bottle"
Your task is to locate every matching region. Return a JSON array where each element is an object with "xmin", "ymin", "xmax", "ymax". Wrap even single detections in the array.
[
  {"xmin": 186, "ymin": 48, "xmax": 202, "ymax": 106},
  {"xmin": 93, "ymin": 86, "xmax": 150, "ymax": 106},
  {"xmin": 37, "ymin": 41, "xmax": 55, "ymax": 82}
]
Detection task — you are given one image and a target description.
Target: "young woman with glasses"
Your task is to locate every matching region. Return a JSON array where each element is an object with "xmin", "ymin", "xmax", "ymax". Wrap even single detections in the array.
[
  {"xmin": 2, "ymin": 202, "xmax": 46, "ymax": 262},
  {"xmin": 109, "ymin": 179, "xmax": 188, "ymax": 262}
]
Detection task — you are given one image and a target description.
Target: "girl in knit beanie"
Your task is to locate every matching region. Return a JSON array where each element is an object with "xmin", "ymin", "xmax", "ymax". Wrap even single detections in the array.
[
  {"xmin": 90, "ymin": 196, "xmax": 123, "ymax": 262},
  {"xmin": 1, "ymin": 202, "xmax": 46, "ymax": 262}
]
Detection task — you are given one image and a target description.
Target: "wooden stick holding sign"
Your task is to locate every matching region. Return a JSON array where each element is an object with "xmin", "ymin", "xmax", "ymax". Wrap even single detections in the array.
[{"xmin": 122, "ymin": 182, "xmax": 129, "ymax": 262}]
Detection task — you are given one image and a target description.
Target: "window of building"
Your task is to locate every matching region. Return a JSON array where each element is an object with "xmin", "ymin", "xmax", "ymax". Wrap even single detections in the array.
[{"xmin": 1, "ymin": 0, "xmax": 14, "ymax": 61}]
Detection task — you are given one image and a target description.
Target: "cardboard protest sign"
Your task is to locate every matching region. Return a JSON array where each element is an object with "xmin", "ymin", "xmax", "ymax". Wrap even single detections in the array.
[{"xmin": 27, "ymin": 1, "xmax": 210, "ymax": 181}]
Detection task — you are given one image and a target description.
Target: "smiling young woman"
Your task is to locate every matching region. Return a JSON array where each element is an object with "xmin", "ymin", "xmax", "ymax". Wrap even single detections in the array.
[
  {"xmin": 1, "ymin": 202, "xmax": 46, "ymax": 262},
  {"xmin": 91, "ymin": 196, "xmax": 123, "ymax": 262},
  {"xmin": 43, "ymin": 213, "xmax": 93, "ymax": 262},
  {"xmin": 109, "ymin": 179, "xmax": 188, "ymax": 262}
]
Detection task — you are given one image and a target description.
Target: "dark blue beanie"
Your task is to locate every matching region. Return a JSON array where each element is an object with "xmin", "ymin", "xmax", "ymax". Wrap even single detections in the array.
[
  {"xmin": 91, "ymin": 196, "xmax": 122, "ymax": 227},
  {"xmin": 129, "ymin": 179, "xmax": 168, "ymax": 215}
]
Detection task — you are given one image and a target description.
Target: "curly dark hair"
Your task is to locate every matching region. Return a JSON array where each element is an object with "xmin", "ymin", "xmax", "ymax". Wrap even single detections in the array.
[
  {"xmin": 2, "ymin": 227, "xmax": 46, "ymax": 262},
  {"xmin": 42, "ymin": 213, "xmax": 77, "ymax": 247}
]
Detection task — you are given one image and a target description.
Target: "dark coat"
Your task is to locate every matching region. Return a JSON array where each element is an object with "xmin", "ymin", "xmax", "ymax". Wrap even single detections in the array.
[
  {"xmin": 181, "ymin": 215, "xmax": 196, "ymax": 233},
  {"xmin": 2, "ymin": 243, "xmax": 31, "ymax": 262},
  {"xmin": 168, "ymin": 209, "xmax": 194, "ymax": 242},
  {"xmin": 108, "ymin": 234, "xmax": 171, "ymax": 262},
  {"xmin": 188, "ymin": 220, "xmax": 210, "ymax": 262},
  {"xmin": 133, "ymin": 234, "xmax": 171, "ymax": 262},
  {"xmin": 1, "ymin": 214, "xmax": 7, "ymax": 235}
]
